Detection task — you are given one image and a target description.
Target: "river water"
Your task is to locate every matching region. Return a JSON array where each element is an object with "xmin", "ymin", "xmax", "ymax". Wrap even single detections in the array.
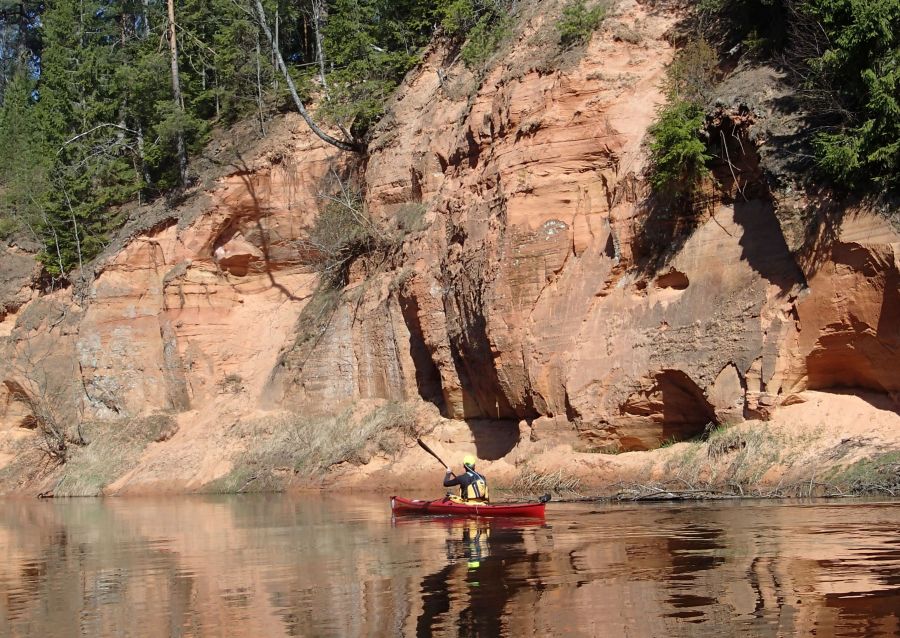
[{"xmin": 1, "ymin": 495, "xmax": 899, "ymax": 637}]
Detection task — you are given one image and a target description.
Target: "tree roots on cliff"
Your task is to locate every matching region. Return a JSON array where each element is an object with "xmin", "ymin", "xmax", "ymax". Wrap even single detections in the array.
[
  {"xmin": 299, "ymin": 170, "xmax": 416, "ymax": 291},
  {"xmin": 3, "ymin": 342, "xmax": 88, "ymax": 465}
]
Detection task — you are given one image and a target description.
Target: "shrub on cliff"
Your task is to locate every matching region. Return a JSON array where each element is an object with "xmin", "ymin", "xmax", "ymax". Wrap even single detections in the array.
[
  {"xmin": 557, "ymin": 0, "xmax": 607, "ymax": 49},
  {"xmin": 647, "ymin": 40, "xmax": 718, "ymax": 201},
  {"xmin": 800, "ymin": 0, "xmax": 900, "ymax": 192},
  {"xmin": 664, "ymin": 39, "xmax": 719, "ymax": 105},
  {"xmin": 647, "ymin": 101, "xmax": 712, "ymax": 199},
  {"xmin": 697, "ymin": 0, "xmax": 900, "ymax": 194},
  {"xmin": 695, "ymin": 0, "xmax": 790, "ymax": 55},
  {"xmin": 460, "ymin": 12, "xmax": 514, "ymax": 69},
  {"xmin": 308, "ymin": 187, "xmax": 385, "ymax": 288},
  {"xmin": 305, "ymin": 173, "xmax": 417, "ymax": 289},
  {"xmin": 439, "ymin": 0, "xmax": 516, "ymax": 70}
]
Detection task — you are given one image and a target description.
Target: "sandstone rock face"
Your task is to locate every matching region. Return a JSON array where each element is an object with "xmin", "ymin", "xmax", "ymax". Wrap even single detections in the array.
[
  {"xmin": 1, "ymin": 0, "xmax": 899, "ymax": 491},
  {"xmin": 0, "ymin": 246, "xmax": 38, "ymax": 338},
  {"xmin": 275, "ymin": 0, "xmax": 900, "ymax": 451},
  {"xmin": 776, "ymin": 213, "xmax": 900, "ymax": 396},
  {"xmin": 276, "ymin": 0, "xmax": 831, "ymax": 452},
  {"xmin": 1, "ymin": 120, "xmax": 335, "ymax": 437}
]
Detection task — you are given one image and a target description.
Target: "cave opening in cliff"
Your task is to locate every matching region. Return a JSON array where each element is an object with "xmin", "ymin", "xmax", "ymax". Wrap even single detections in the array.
[
  {"xmin": 802, "ymin": 247, "xmax": 900, "ymax": 401},
  {"xmin": 622, "ymin": 369, "xmax": 718, "ymax": 448},
  {"xmin": 656, "ymin": 370, "xmax": 718, "ymax": 443},
  {"xmin": 655, "ymin": 268, "xmax": 690, "ymax": 290},
  {"xmin": 466, "ymin": 419, "xmax": 520, "ymax": 460},
  {"xmin": 805, "ymin": 344, "xmax": 895, "ymax": 398}
]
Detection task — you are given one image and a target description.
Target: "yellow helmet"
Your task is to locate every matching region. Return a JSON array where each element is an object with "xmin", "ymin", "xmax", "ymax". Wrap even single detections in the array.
[{"xmin": 463, "ymin": 454, "xmax": 477, "ymax": 468}]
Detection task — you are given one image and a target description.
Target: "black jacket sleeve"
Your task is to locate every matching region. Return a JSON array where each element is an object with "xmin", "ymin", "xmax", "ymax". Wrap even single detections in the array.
[{"xmin": 443, "ymin": 472, "xmax": 461, "ymax": 487}]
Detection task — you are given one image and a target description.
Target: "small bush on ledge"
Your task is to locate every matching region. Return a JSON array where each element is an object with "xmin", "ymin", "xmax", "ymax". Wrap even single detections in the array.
[
  {"xmin": 439, "ymin": 0, "xmax": 516, "ymax": 71},
  {"xmin": 303, "ymin": 175, "xmax": 399, "ymax": 290},
  {"xmin": 557, "ymin": 0, "xmax": 608, "ymax": 49},
  {"xmin": 646, "ymin": 39, "xmax": 719, "ymax": 203},
  {"xmin": 647, "ymin": 101, "xmax": 712, "ymax": 200},
  {"xmin": 309, "ymin": 193, "xmax": 383, "ymax": 288}
]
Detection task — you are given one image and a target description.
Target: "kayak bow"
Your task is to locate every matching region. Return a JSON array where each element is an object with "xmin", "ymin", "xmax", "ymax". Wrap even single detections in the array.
[{"xmin": 390, "ymin": 496, "xmax": 546, "ymax": 518}]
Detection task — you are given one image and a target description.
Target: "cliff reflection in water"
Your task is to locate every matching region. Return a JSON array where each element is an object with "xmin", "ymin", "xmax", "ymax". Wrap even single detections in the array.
[{"xmin": 1, "ymin": 495, "xmax": 899, "ymax": 636}]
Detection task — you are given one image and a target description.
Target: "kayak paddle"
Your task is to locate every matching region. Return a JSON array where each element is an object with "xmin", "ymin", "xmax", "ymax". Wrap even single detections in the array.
[{"xmin": 417, "ymin": 438, "xmax": 454, "ymax": 476}]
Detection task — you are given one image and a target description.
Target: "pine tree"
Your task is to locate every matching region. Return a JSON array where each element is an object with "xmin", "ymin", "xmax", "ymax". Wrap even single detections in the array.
[
  {"xmin": 0, "ymin": 68, "xmax": 47, "ymax": 240},
  {"xmin": 320, "ymin": 0, "xmax": 439, "ymax": 140},
  {"xmin": 0, "ymin": 0, "xmax": 42, "ymax": 101},
  {"xmin": 804, "ymin": 0, "xmax": 900, "ymax": 191},
  {"xmin": 34, "ymin": 0, "xmax": 139, "ymax": 275},
  {"xmin": 1, "ymin": 0, "xmax": 452, "ymax": 274}
]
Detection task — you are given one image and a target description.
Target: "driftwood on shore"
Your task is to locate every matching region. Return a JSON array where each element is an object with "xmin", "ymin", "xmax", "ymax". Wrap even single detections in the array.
[{"xmin": 549, "ymin": 476, "xmax": 896, "ymax": 503}]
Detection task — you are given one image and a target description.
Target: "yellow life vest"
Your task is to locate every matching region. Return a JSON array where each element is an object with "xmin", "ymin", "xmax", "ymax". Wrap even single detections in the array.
[{"xmin": 460, "ymin": 469, "xmax": 489, "ymax": 502}]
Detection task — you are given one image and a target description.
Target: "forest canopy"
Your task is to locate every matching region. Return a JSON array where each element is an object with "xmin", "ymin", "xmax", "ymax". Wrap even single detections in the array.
[
  {"xmin": 0, "ymin": 0, "xmax": 481, "ymax": 277},
  {"xmin": 1, "ymin": 0, "xmax": 898, "ymax": 278}
]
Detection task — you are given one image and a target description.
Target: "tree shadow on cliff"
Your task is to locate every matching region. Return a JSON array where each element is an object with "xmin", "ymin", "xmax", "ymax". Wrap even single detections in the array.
[
  {"xmin": 219, "ymin": 153, "xmax": 303, "ymax": 301},
  {"xmin": 789, "ymin": 187, "xmax": 853, "ymax": 277},
  {"xmin": 630, "ymin": 190, "xmax": 714, "ymax": 278},
  {"xmin": 633, "ymin": 189, "xmax": 810, "ymax": 297},
  {"xmin": 397, "ymin": 292, "xmax": 446, "ymax": 410},
  {"xmin": 632, "ymin": 119, "xmax": 824, "ymax": 296},
  {"xmin": 441, "ymin": 257, "xmax": 525, "ymax": 422},
  {"xmin": 733, "ymin": 199, "xmax": 807, "ymax": 297}
]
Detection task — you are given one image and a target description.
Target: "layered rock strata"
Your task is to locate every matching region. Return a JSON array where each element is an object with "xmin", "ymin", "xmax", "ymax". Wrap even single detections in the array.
[{"xmin": 1, "ymin": 0, "xmax": 899, "ymax": 492}]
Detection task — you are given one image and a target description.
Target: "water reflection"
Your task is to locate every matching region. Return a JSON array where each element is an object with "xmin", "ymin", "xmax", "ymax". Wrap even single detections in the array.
[
  {"xmin": 0, "ymin": 497, "xmax": 899, "ymax": 636},
  {"xmin": 407, "ymin": 517, "xmax": 548, "ymax": 636}
]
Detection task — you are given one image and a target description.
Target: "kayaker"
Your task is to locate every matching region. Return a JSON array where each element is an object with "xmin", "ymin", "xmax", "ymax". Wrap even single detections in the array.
[{"xmin": 443, "ymin": 454, "xmax": 489, "ymax": 502}]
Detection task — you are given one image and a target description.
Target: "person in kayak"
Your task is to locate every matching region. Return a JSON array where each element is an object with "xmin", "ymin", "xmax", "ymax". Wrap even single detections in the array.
[{"xmin": 444, "ymin": 454, "xmax": 489, "ymax": 502}]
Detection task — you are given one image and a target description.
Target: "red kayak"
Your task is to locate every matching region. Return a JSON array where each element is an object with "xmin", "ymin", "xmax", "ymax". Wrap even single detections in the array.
[{"xmin": 390, "ymin": 496, "xmax": 546, "ymax": 518}]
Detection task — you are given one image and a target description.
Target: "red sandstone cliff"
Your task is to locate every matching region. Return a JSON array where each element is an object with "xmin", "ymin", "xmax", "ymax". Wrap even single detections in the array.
[{"xmin": 1, "ymin": 0, "xmax": 898, "ymax": 494}]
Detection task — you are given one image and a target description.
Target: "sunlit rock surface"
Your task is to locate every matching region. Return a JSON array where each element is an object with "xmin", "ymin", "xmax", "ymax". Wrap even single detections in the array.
[{"xmin": 1, "ymin": 0, "xmax": 899, "ymax": 492}]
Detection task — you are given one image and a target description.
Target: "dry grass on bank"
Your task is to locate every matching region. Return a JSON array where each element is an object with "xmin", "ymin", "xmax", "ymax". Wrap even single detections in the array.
[
  {"xmin": 208, "ymin": 402, "xmax": 421, "ymax": 493},
  {"xmin": 0, "ymin": 414, "xmax": 176, "ymax": 497},
  {"xmin": 503, "ymin": 466, "xmax": 583, "ymax": 497},
  {"xmin": 52, "ymin": 414, "xmax": 177, "ymax": 497},
  {"xmin": 603, "ymin": 423, "xmax": 900, "ymax": 501},
  {"xmin": 665, "ymin": 425, "xmax": 784, "ymax": 490},
  {"xmin": 825, "ymin": 451, "xmax": 900, "ymax": 496}
]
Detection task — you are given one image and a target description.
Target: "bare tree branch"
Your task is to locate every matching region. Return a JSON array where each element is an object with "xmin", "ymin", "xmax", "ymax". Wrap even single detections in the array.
[
  {"xmin": 2, "ymin": 337, "xmax": 87, "ymax": 463},
  {"xmin": 249, "ymin": 0, "xmax": 361, "ymax": 153},
  {"xmin": 57, "ymin": 123, "xmax": 141, "ymax": 152}
]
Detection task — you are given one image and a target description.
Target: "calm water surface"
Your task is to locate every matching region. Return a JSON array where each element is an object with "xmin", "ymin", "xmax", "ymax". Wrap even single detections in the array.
[{"xmin": 1, "ymin": 495, "xmax": 899, "ymax": 637}]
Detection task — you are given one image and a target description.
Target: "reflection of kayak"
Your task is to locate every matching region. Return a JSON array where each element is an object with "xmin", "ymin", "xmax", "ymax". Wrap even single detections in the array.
[
  {"xmin": 390, "ymin": 496, "xmax": 546, "ymax": 518},
  {"xmin": 391, "ymin": 513, "xmax": 546, "ymax": 529}
]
